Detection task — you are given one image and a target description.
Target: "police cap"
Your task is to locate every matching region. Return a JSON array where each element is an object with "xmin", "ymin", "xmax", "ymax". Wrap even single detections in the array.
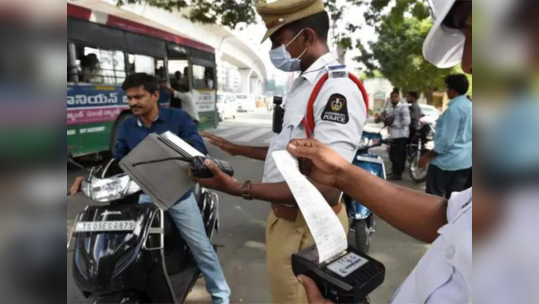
[{"xmin": 256, "ymin": 0, "xmax": 325, "ymax": 43}]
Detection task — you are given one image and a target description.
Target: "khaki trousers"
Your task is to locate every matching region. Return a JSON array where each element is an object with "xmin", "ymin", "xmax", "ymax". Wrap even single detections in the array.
[{"xmin": 266, "ymin": 207, "xmax": 349, "ymax": 304}]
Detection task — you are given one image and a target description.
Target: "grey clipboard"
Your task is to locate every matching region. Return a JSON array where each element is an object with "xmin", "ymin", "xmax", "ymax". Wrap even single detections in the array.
[{"xmin": 119, "ymin": 133, "xmax": 194, "ymax": 210}]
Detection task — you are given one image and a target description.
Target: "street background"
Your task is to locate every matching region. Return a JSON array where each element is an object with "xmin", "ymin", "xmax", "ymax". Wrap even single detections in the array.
[{"xmin": 67, "ymin": 109, "xmax": 428, "ymax": 304}]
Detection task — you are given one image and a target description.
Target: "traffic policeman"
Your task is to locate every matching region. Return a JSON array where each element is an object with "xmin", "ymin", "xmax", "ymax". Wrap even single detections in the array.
[
  {"xmin": 194, "ymin": 0, "xmax": 367, "ymax": 303},
  {"xmin": 289, "ymin": 0, "xmax": 475, "ymax": 303}
]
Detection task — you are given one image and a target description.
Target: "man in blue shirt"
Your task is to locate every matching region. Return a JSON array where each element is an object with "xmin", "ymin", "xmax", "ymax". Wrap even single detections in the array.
[
  {"xmin": 419, "ymin": 74, "xmax": 472, "ymax": 199},
  {"xmin": 71, "ymin": 73, "xmax": 231, "ymax": 304}
]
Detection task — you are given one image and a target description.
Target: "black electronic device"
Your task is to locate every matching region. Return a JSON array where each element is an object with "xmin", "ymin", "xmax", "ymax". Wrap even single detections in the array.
[
  {"xmin": 292, "ymin": 245, "xmax": 385, "ymax": 304},
  {"xmin": 191, "ymin": 156, "xmax": 235, "ymax": 179},
  {"xmin": 273, "ymin": 96, "xmax": 285, "ymax": 134}
]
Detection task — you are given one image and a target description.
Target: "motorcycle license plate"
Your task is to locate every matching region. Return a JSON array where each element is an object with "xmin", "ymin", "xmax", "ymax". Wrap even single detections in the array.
[{"xmin": 75, "ymin": 221, "xmax": 136, "ymax": 232}]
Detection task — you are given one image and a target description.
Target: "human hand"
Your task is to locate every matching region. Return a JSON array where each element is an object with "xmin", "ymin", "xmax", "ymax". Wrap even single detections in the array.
[
  {"xmin": 200, "ymin": 131, "xmax": 238, "ymax": 156},
  {"xmin": 384, "ymin": 115, "xmax": 396, "ymax": 127},
  {"xmin": 287, "ymin": 139, "xmax": 349, "ymax": 189},
  {"xmin": 160, "ymin": 84, "xmax": 175, "ymax": 95},
  {"xmin": 418, "ymin": 155, "xmax": 431, "ymax": 169},
  {"xmin": 298, "ymin": 275, "xmax": 334, "ymax": 304},
  {"xmin": 190, "ymin": 159, "xmax": 242, "ymax": 196},
  {"xmin": 70, "ymin": 176, "xmax": 85, "ymax": 196}
]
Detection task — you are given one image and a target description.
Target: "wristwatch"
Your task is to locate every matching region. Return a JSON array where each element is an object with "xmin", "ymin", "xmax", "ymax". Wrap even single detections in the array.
[{"xmin": 241, "ymin": 180, "xmax": 253, "ymax": 200}]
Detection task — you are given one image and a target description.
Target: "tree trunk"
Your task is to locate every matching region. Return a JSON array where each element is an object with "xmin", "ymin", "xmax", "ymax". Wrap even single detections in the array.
[
  {"xmin": 337, "ymin": 44, "xmax": 347, "ymax": 65},
  {"xmin": 424, "ymin": 90, "xmax": 434, "ymax": 105}
]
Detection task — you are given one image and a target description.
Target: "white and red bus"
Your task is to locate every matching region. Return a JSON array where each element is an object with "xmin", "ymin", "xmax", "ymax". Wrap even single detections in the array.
[{"xmin": 67, "ymin": 1, "xmax": 218, "ymax": 157}]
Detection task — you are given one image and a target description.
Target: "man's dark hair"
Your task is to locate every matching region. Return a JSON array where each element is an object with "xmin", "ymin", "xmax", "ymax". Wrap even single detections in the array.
[
  {"xmin": 445, "ymin": 74, "xmax": 470, "ymax": 95},
  {"xmin": 122, "ymin": 73, "xmax": 159, "ymax": 94},
  {"xmin": 408, "ymin": 91, "xmax": 419, "ymax": 100},
  {"xmin": 174, "ymin": 71, "xmax": 182, "ymax": 80},
  {"xmin": 285, "ymin": 11, "xmax": 330, "ymax": 41},
  {"xmin": 393, "ymin": 87, "xmax": 400, "ymax": 94}
]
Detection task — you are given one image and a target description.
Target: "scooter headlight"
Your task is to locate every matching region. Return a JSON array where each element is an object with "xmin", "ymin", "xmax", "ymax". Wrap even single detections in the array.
[
  {"xmin": 87, "ymin": 175, "xmax": 137, "ymax": 203},
  {"xmin": 81, "ymin": 180, "xmax": 91, "ymax": 198},
  {"xmin": 359, "ymin": 136, "xmax": 370, "ymax": 148},
  {"xmin": 359, "ymin": 135, "xmax": 381, "ymax": 149}
]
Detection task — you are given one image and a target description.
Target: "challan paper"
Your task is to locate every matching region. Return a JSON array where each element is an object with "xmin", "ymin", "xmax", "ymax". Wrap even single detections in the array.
[{"xmin": 272, "ymin": 150, "xmax": 348, "ymax": 263}]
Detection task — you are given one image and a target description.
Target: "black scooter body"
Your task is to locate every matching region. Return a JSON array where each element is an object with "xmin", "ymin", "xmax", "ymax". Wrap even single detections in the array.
[{"xmin": 72, "ymin": 188, "xmax": 218, "ymax": 304}]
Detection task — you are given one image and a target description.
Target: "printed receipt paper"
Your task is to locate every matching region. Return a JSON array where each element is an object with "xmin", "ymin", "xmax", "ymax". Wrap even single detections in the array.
[{"xmin": 273, "ymin": 150, "xmax": 348, "ymax": 263}]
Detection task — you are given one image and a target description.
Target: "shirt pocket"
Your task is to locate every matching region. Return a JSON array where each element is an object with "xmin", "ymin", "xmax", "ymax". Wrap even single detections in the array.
[{"xmin": 273, "ymin": 112, "xmax": 305, "ymax": 150}]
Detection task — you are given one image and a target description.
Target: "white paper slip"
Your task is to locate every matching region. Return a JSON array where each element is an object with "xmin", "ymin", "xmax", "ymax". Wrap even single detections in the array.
[
  {"xmin": 272, "ymin": 150, "xmax": 348, "ymax": 263},
  {"xmin": 162, "ymin": 131, "xmax": 204, "ymax": 157}
]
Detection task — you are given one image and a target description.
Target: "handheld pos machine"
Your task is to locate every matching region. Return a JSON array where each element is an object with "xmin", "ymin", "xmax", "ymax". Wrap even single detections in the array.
[
  {"xmin": 292, "ymin": 245, "xmax": 385, "ymax": 303},
  {"xmin": 271, "ymin": 150, "xmax": 386, "ymax": 303}
]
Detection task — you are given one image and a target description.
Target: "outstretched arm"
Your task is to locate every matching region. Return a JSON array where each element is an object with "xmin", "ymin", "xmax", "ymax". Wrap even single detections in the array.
[
  {"xmin": 201, "ymin": 132, "xmax": 269, "ymax": 161},
  {"xmin": 288, "ymin": 139, "xmax": 448, "ymax": 243}
]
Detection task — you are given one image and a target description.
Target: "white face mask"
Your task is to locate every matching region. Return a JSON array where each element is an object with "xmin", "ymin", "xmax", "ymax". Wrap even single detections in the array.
[{"xmin": 269, "ymin": 30, "xmax": 308, "ymax": 72}]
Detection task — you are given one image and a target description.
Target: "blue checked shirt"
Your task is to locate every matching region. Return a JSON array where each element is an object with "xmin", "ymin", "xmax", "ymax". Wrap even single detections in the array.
[{"xmin": 432, "ymin": 95, "xmax": 473, "ymax": 171}]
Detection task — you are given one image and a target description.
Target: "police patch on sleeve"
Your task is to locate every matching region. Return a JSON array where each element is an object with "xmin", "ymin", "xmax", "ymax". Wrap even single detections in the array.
[{"xmin": 321, "ymin": 94, "xmax": 349, "ymax": 124}]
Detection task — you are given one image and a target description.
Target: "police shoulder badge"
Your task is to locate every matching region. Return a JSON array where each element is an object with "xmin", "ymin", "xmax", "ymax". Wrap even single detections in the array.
[{"xmin": 321, "ymin": 94, "xmax": 349, "ymax": 124}]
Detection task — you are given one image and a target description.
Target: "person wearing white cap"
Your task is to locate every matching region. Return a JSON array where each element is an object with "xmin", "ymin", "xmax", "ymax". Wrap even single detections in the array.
[{"xmin": 290, "ymin": 0, "xmax": 475, "ymax": 303}]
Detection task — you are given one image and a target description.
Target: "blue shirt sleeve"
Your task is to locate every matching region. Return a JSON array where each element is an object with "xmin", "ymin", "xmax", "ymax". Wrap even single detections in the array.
[
  {"xmin": 434, "ymin": 107, "xmax": 461, "ymax": 155},
  {"xmin": 114, "ymin": 121, "xmax": 130, "ymax": 160},
  {"xmin": 178, "ymin": 111, "xmax": 208, "ymax": 155}
]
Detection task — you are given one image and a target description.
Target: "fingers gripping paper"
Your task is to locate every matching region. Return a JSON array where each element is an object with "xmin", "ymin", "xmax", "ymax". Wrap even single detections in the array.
[{"xmin": 272, "ymin": 151, "xmax": 348, "ymax": 263}]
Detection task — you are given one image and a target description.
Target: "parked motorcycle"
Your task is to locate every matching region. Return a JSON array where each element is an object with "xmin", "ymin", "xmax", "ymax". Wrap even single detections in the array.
[
  {"xmin": 407, "ymin": 122, "xmax": 435, "ymax": 183},
  {"xmin": 67, "ymin": 159, "xmax": 220, "ymax": 304},
  {"xmin": 344, "ymin": 131, "xmax": 387, "ymax": 254}
]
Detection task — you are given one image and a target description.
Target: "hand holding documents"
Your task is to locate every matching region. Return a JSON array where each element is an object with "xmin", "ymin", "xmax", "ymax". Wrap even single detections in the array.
[
  {"xmin": 272, "ymin": 150, "xmax": 348, "ymax": 263},
  {"xmin": 119, "ymin": 132, "xmax": 203, "ymax": 210}
]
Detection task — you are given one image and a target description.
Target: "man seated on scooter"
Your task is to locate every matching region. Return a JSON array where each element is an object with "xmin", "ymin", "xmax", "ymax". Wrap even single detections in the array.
[{"xmin": 70, "ymin": 73, "xmax": 231, "ymax": 304}]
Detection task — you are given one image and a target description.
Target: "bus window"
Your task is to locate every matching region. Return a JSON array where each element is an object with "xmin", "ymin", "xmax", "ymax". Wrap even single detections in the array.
[
  {"xmin": 168, "ymin": 60, "xmax": 190, "ymax": 92},
  {"xmin": 75, "ymin": 45, "xmax": 126, "ymax": 85},
  {"xmin": 128, "ymin": 54, "xmax": 156, "ymax": 76},
  {"xmin": 193, "ymin": 65, "xmax": 215, "ymax": 90},
  {"xmin": 155, "ymin": 59, "xmax": 166, "ymax": 81}
]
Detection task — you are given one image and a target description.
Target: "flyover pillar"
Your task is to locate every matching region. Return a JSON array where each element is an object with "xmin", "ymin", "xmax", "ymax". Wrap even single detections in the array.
[{"xmin": 239, "ymin": 68, "xmax": 253, "ymax": 94}]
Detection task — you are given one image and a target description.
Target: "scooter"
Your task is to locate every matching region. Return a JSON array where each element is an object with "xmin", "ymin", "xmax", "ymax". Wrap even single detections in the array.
[
  {"xmin": 343, "ymin": 132, "xmax": 387, "ymax": 254},
  {"xmin": 67, "ymin": 159, "xmax": 220, "ymax": 304}
]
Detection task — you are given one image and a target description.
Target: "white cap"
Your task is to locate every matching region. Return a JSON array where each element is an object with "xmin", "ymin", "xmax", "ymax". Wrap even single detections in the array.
[{"xmin": 423, "ymin": 0, "xmax": 465, "ymax": 68}]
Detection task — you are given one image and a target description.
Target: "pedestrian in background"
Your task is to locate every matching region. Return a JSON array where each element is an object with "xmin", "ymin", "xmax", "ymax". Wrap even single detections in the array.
[
  {"xmin": 406, "ymin": 91, "xmax": 422, "ymax": 142},
  {"xmin": 162, "ymin": 83, "xmax": 201, "ymax": 126},
  {"xmin": 376, "ymin": 90, "xmax": 411, "ymax": 181},
  {"xmin": 382, "ymin": 87, "xmax": 406, "ymax": 111},
  {"xmin": 420, "ymin": 74, "xmax": 472, "ymax": 199}
]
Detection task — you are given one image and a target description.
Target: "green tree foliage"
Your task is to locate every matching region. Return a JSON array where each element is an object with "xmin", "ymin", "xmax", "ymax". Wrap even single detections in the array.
[
  {"xmin": 114, "ymin": 0, "xmax": 365, "ymax": 41},
  {"xmin": 115, "ymin": 0, "xmax": 259, "ymax": 29},
  {"xmin": 355, "ymin": 0, "xmax": 461, "ymax": 103}
]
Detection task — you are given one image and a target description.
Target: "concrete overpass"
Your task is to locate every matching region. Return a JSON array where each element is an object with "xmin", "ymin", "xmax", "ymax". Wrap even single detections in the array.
[{"xmin": 71, "ymin": 0, "xmax": 268, "ymax": 95}]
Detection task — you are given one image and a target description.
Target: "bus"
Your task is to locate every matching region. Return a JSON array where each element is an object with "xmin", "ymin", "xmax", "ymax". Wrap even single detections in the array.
[{"xmin": 67, "ymin": 1, "xmax": 218, "ymax": 158}]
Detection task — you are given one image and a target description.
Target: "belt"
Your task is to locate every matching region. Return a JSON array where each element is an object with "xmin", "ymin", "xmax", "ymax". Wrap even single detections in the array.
[{"xmin": 271, "ymin": 202, "xmax": 343, "ymax": 223}]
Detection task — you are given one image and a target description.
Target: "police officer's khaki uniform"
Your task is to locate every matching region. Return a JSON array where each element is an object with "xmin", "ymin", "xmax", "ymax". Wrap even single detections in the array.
[
  {"xmin": 264, "ymin": 54, "xmax": 366, "ymax": 304},
  {"xmin": 257, "ymin": 1, "xmax": 367, "ymax": 302},
  {"xmin": 256, "ymin": 2, "xmax": 367, "ymax": 300}
]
